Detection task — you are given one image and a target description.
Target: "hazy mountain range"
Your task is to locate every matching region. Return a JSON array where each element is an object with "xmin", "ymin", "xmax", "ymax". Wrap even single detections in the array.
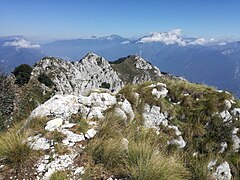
[{"xmin": 1, "ymin": 30, "xmax": 240, "ymax": 97}]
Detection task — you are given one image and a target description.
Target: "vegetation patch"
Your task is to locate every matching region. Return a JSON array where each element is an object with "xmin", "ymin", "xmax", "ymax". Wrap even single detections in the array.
[
  {"xmin": 125, "ymin": 140, "xmax": 188, "ymax": 180},
  {"xmin": 70, "ymin": 114, "xmax": 89, "ymax": 134},
  {"xmin": 54, "ymin": 143, "xmax": 69, "ymax": 155},
  {"xmin": 85, "ymin": 111, "xmax": 189, "ymax": 179},
  {"xmin": 45, "ymin": 130, "xmax": 66, "ymax": 143},
  {"xmin": 99, "ymin": 82, "xmax": 110, "ymax": 89},
  {"xmin": 0, "ymin": 128, "xmax": 32, "ymax": 170},
  {"xmin": 117, "ymin": 78, "xmax": 240, "ymax": 178},
  {"xmin": 27, "ymin": 116, "xmax": 49, "ymax": 135},
  {"xmin": 13, "ymin": 79, "xmax": 52, "ymax": 121},
  {"xmin": 12, "ymin": 64, "xmax": 33, "ymax": 86},
  {"xmin": 37, "ymin": 73, "xmax": 55, "ymax": 87},
  {"xmin": 0, "ymin": 72, "xmax": 15, "ymax": 131},
  {"xmin": 50, "ymin": 170, "xmax": 70, "ymax": 180}
]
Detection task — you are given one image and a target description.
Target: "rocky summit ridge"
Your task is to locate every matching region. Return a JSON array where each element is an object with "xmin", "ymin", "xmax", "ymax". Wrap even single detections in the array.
[
  {"xmin": 0, "ymin": 53, "xmax": 240, "ymax": 180},
  {"xmin": 32, "ymin": 53, "xmax": 161, "ymax": 95}
]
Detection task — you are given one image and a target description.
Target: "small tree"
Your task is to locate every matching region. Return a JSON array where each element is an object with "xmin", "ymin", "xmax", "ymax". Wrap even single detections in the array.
[{"xmin": 12, "ymin": 64, "xmax": 32, "ymax": 86}]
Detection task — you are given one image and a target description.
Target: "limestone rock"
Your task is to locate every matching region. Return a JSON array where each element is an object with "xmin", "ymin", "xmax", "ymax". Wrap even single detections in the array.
[
  {"xmin": 45, "ymin": 118, "xmax": 63, "ymax": 131},
  {"xmin": 213, "ymin": 162, "xmax": 232, "ymax": 180},
  {"xmin": 143, "ymin": 104, "xmax": 168, "ymax": 128},
  {"xmin": 28, "ymin": 135, "xmax": 50, "ymax": 150},
  {"xmin": 85, "ymin": 128, "xmax": 97, "ymax": 139},
  {"xmin": 30, "ymin": 95, "xmax": 80, "ymax": 119}
]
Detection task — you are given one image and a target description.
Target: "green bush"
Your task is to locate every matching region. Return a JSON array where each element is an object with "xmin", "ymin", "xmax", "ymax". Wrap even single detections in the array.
[
  {"xmin": 37, "ymin": 73, "xmax": 54, "ymax": 87},
  {"xmin": 12, "ymin": 64, "xmax": 32, "ymax": 86}
]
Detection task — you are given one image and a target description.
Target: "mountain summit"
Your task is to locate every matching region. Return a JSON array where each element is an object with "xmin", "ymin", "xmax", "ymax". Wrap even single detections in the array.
[{"xmin": 32, "ymin": 53, "xmax": 162, "ymax": 95}]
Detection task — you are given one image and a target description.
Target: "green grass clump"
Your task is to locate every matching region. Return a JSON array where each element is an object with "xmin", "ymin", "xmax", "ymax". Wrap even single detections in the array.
[
  {"xmin": 118, "ymin": 84, "xmax": 138, "ymax": 107},
  {"xmin": 50, "ymin": 171, "xmax": 70, "ymax": 180},
  {"xmin": 45, "ymin": 130, "xmax": 66, "ymax": 143},
  {"xmin": 234, "ymin": 100, "xmax": 240, "ymax": 108},
  {"xmin": 27, "ymin": 116, "xmax": 49, "ymax": 135},
  {"xmin": 87, "ymin": 112, "xmax": 126, "ymax": 173},
  {"xmin": 0, "ymin": 129, "xmax": 32, "ymax": 169},
  {"xmin": 125, "ymin": 140, "xmax": 188, "ymax": 180},
  {"xmin": 86, "ymin": 111, "xmax": 189, "ymax": 179},
  {"xmin": 54, "ymin": 143, "xmax": 69, "ymax": 155},
  {"xmin": 77, "ymin": 118, "xmax": 89, "ymax": 134},
  {"xmin": 226, "ymin": 153, "xmax": 240, "ymax": 178},
  {"xmin": 70, "ymin": 114, "xmax": 89, "ymax": 134},
  {"xmin": 97, "ymin": 112, "xmax": 126, "ymax": 139},
  {"xmin": 88, "ymin": 137, "xmax": 125, "ymax": 171},
  {"xmin": 185, "ymin": 155, "xmax": 212, "ymax": 180}
]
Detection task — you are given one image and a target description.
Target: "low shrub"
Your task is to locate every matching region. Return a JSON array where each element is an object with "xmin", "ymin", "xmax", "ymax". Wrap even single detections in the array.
[
  {"xmin": 37, "ymin": 73, "xmax": 54, "ymax": 87},
  {"xmin": 12, "ymin": 64, "xmax": 32, "ymax": 86},
  {"xmin": 13, "ymin": 80, "xmax": 52, "ymax": 121},
  {"xmin": 0, "ymin": 72, "xmax": 15, "ymax": 131}
]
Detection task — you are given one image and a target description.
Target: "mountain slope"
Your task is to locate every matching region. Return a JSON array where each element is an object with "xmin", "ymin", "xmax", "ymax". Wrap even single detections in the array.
[{"xmin": 110, "ymin": 55, "xmax": 161, "ymax": 84}]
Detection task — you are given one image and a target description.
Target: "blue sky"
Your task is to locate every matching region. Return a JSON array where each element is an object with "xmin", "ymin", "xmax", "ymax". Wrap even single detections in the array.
[{"xmin": 0, "ymin": 0, "xmax": 240, "ymax": 41}]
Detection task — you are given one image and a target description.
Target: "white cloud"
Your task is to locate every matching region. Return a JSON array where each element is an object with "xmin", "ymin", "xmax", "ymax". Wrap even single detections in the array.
[
  {"xmin": 138, "ymin": 29, "xmax": 186, "ymax": 46},
  {"xmin": 168, "ymin": 29, "xmax": 183, "ymax": 36},
  {"xmin": 189, "ymin": 38, "xmax": 207, "ymax": 45},
  {"xmin": 137, "ymin": 29, "xmax": 215, "ymax": 46},
  {"xmin": 3, "ymin": 39, "xmax": 40, "ymax": 49}
]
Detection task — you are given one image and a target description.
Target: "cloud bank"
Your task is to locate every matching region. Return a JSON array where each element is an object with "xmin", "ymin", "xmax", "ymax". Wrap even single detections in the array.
[
  {"xmin": 3, "ymin": 39, "xmax": 40, "ymax": 49},
  {"xmin": 138, "ymin": 29, "xmax": 211, "ymax": 46}
]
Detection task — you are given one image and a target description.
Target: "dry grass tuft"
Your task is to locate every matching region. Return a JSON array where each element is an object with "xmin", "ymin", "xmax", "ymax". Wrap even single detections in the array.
[{"xmin": 0, "ymin": 128, "xmax": 32, "ymax": 169}]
